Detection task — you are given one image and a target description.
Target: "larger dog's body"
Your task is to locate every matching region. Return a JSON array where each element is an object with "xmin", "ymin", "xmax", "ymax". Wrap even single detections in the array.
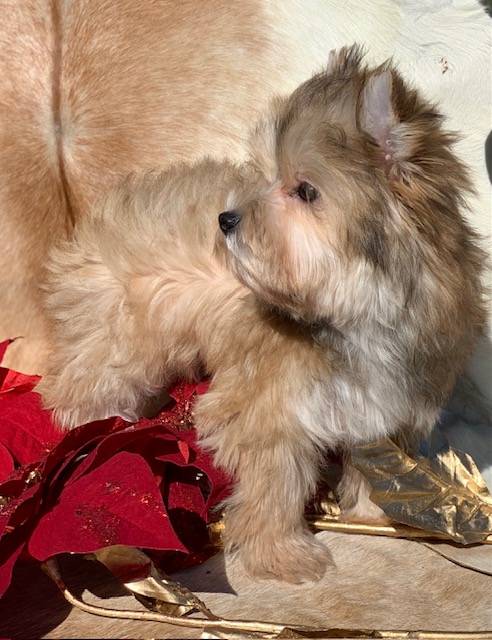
[{"xmin": 40, "ymin": 50, "xmax": 486, "ymax": 582}]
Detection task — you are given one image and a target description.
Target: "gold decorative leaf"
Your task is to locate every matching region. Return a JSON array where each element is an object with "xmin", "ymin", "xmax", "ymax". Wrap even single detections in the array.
[
  {"xmin": 352, "ymin": 438, "xmax": 492, "ymax": 544},
  {"xmin": 92, "ymin": 545, "xmax": 217, "ymax": 618}
]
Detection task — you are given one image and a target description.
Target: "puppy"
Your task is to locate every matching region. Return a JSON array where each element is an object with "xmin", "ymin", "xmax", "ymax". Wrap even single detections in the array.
[{"xmin": 39, "ymin": 47, "xmax": 486, "ymax": 582}]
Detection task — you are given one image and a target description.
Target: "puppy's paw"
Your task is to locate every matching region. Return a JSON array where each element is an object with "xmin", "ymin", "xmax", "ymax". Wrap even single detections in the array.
[
  {"xmin": 337, "ymin": 462, "xmax": 391, "ymax": 525},
  {"xmin": 339, "ymin": 501, "xmax": 391, "ymax": 525},
  {"xmin": 238, "ymin": 532, "xmax": 332, "ymax": 583}
]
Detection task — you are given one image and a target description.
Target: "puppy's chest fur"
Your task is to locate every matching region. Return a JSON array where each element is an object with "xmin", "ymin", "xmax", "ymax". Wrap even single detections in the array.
[{"xmin": 301, "ymin": 321, "xmax": 438, "ymax": 449}]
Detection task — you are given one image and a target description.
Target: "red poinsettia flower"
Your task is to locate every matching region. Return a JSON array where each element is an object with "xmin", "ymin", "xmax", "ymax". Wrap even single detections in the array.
[{"xmin": 0, "ymin": 341, "xmax": 231, "ymax": 598}]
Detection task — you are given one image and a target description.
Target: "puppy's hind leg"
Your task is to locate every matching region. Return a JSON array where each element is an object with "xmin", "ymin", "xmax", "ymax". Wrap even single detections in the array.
[
  {"xmin": 38, "ymin": 234, "xmax": 164, "ymax": 430},
  {"xmin": 337, "ymin": 454, "xmax": 390, "ymax": 524}
]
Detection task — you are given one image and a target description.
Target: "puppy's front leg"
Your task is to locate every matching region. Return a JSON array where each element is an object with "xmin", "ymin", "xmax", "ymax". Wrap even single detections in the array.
[{"xmin": 195, "ymin": 369, "xmax": 332, "ymax": 583}]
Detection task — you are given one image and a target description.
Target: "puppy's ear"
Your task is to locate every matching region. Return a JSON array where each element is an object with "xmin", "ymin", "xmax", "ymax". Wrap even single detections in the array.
[{"xmin": 359, "ymin": 69, "xmax": 398, "ymax": 167}]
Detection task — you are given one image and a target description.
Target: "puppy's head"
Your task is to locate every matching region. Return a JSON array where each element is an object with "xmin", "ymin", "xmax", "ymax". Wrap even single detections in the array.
[{"xmin": 220, "ymin": 46, "xmax": 483, "ymax": 331}]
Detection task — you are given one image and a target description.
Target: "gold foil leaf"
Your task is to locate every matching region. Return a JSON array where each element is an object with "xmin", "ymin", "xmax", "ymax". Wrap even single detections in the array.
[
  {"xmin": 352, "ymin": 438, "xmax": 492, "ymax": 544},
  {"xmin": 92, "ymin": 545, "xmax": 217, "ymax": 618}
]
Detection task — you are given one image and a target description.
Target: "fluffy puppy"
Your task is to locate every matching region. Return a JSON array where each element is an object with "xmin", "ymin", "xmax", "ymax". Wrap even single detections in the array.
[{"xmin": 39, "ymin": 47, "xmax": 486, "ymax": 582}]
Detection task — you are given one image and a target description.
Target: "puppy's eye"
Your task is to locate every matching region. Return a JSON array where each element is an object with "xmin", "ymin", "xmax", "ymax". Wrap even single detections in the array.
[{"xmin": 297, "ymin": 182, "xmax": 319, "ymax": 203}]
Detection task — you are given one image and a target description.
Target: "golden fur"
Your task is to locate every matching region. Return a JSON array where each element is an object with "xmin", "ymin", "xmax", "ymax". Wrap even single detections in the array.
[{"xmin": 39, "ymin": 48, "xmax": 486, "ymax": 582}]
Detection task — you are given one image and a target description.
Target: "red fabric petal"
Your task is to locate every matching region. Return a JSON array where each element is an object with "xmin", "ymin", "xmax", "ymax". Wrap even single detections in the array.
[
  {"xmin": 0, "ymin": 339, "xmax": 12, "ymax": 365},
  {"xmin": 167, "ymin": 473, "xmax": 205, "ymax": 513},
  {"xmin": 0, "ymin": 539, "xmax": 25, "ymax": 598},
  {"xmin": 0, "ymin": 340, "xmax": 40, "ymax": 392},
  {"xmin": 28, "ymin": 451, "xmax": 187, "ymax": 560},
  {"xmin": 167, "ymin": 380, "xmax": 209, "ymax": 403},
  {"xmin": 174, "ymin": 428, "xmax": 232, "ymax": 512},
  {"xmin": 0, "ymin": 369, "xmax": 41, "ymax": 394},
  {"xmin": 0, "ymin": 473, "xmax": 42, "ymax": 592},
  {"xmin": 44, "ymin": 418, "xmax": 125, "ymax": 490},
  {"xmin": 0, "ymin": 391, "xmax": 63, "ymax": 465},
  {"xmin": 0, "ymin": 341, "xmax": 231, "ymax": 596},
  {"xmin": 0, "ymin": 443, "xmax": 14, "ymax": 483},
  {"xmin": 65, "ymin": 424, "xmax": 182, "ymax": 486},
  {"xmin": 0, "ymin": 479, "xmax": 42, "ymax": 538},
  {"xmin": 164, "ymin": 466, "xmax": 209, "ymax": 554},
  {"xmin": 0, "ymin": 341, "xmax": 60, "ymax": 464},
  {"xmin": 177, "ymin": 440, "xmax": 190, "ymax": 464}
]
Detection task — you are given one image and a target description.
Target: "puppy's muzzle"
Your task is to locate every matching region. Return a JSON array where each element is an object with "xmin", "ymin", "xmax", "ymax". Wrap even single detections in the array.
[{"xmin": 219, "ymin": 210, "xmax": 241, "ymax": 234}]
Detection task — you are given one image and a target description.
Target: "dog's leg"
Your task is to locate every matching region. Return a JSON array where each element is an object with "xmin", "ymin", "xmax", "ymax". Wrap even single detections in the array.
[
  {"xmin": 224, "ymin": 439, "xmax": 332, "ymax": 583},
  {"xmin": 195, "ymin": 363, "xmax": 333, "ymax": 583},
  {"xmin": 337, "ymin": 454, "xmax": 390, "ymax": 524}
]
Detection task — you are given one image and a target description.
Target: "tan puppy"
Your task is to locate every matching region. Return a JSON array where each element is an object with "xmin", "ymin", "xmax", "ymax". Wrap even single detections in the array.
[{"xmin": 39, "ymin": 48, "xmax": 486, "ymax": 582}]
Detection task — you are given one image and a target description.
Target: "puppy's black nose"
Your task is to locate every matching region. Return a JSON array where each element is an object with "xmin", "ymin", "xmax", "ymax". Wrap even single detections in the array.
[{"xmin": 219, "ymin": 210, "xmax": 241, "ymax": 234}]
